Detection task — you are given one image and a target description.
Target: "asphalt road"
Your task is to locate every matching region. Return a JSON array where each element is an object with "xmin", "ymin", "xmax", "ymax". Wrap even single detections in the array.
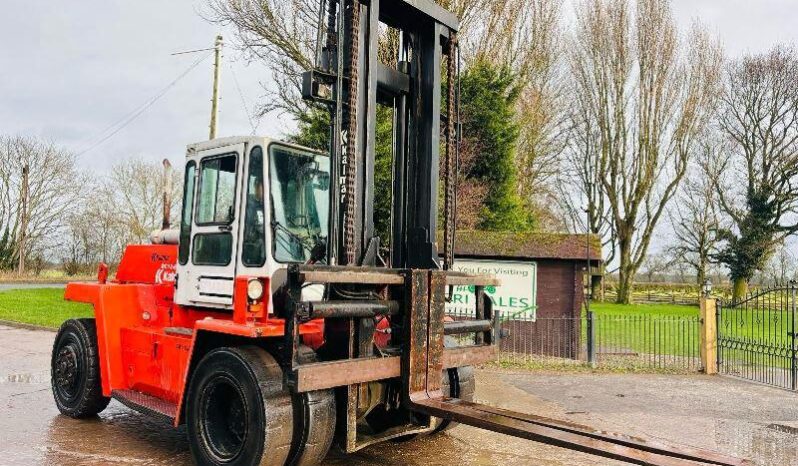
[{"xmin": 1, "ymin": 324, "xmax": 797, "ymax": 465}]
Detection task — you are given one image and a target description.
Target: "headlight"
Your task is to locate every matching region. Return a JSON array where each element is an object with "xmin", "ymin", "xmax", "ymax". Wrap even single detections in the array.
[{"xmin": 247, "ymin": 279, "xmax": 264, "ymax": 301}]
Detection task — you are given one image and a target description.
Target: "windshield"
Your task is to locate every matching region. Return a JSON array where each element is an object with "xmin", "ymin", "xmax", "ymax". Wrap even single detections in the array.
[{"xmin": 269, "ymin": 144, "xmax": 330, "ymax": 263}]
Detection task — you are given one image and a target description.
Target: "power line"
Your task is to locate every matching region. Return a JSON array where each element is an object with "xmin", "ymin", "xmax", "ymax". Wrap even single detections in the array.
[
  {"xmin": 171, "ymin": 47, "xmax": 215, "ymax": 56},
  {"xmin": 77, "ymin": 51, "xmax": 213, "ymax": 157},
  {"xmin": 228, "ymin": 63, "xmax": 258, "ymax": 135}
]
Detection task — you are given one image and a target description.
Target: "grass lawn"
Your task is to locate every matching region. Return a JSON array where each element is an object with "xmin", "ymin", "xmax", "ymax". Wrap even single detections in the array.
[
  {"xmin": 0, "ymin": 288, "xmax": 92, "ymax": 329},
  {"xmin": 588, "ymin": 301, "xmax": 699, "ymax": 317},
  {"xmin": 579, "ymin": 302, "xmax": 701, "ymax": 362}
]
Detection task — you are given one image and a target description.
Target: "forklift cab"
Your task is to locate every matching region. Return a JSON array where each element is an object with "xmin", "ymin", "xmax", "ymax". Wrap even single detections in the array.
[{"xmin": 174, "ymin": 136, "xmax": 330, "ymax": 309}]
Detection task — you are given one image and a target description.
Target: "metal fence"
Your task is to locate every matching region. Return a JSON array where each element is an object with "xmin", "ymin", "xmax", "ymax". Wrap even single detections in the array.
[
  {"xmin": 585, "ymin": 313, "xmax": 702, "ymax": 371},
  {"xmin": 717, "ymin": 285, "xmax": 798, "ymax": 390},
  {"xmin": 603, "ymin": 290, "xmax": 700, "ymax": 306},
  {"xmin": 447, "ymin": 310, "xmax": 703, "ymax": 372}
]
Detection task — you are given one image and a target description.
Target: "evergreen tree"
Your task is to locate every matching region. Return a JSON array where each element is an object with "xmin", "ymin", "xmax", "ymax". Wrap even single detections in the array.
[
  {"xmin": 459, "ymin": 58, "xmax": 534, "ymax": 232},
  {"xmin": 0, "ymin": 227, "xmax": 18, "ymax": 271},
  {"xmin": 291, "ymin": 57, "xmax": 534, "ymax": 242}
]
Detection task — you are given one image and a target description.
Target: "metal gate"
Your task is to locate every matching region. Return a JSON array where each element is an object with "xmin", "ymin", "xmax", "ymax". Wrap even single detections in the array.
[{"xmin": 717, "ymin": 284, "xmax": 798, "ymax": 390}]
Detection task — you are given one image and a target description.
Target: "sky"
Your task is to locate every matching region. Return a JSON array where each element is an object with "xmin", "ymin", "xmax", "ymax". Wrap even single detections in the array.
[
  {"xmin": 0, "ymin": 1, "xmax": 284, "ymax": 172},
  {"xmin": 2, "ymin": 1, "xmax": 798, "ymax": 173}
]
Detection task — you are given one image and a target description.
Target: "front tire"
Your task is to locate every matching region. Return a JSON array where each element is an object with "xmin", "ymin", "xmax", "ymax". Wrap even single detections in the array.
[
  {"xmin": 287, "ymin": 346, "xmax": 336, "ymax": 466},
  {"xmin": 51, "ymin": 318, "xmax": 110, "ymax": 418},
  {"xmin": 186, "ymin": 346, "xmax": 294, "ymax": 466}
]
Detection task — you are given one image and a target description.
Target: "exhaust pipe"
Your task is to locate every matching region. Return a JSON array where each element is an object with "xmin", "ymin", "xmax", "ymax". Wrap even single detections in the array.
[
  {"xmin": 161, "ymin": 159, "xmax": 173, "ymax": 230},
  {"xmin": 150, "ymin": 229, "xmax": 179, "ymax": 245},
  {"xmin": 151, "ymin": 159, "xmax": 179, "ymax": 245}
]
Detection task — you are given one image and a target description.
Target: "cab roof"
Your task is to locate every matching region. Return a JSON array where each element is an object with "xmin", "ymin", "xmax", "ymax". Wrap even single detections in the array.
[{"xmin": 186, "ymin": 136, "xmax": 326, "ymax": 158}]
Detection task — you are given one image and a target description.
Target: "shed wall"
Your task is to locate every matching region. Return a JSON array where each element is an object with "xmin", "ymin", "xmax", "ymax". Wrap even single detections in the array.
[{"xmin": 500, "ymin": 260, "xmax": 584, "ymax": 359}]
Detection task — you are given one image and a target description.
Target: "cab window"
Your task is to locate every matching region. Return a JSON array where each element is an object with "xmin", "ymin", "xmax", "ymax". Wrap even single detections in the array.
[
  {"xmin": 196, "ymin": 154, "xmax": 237, "ymax": 225},
  {"xmin": 269, "ymin": 145, "xmax": 329, "ymax": 263},
  {"xmin": 192, "ymin": 153, "xmax": 237, "ymax": 266},
  {"xmin": 178, "ymin": 161, "xmax": 196, "ymax": 265},
  {"xmin": 242, "ymin": 147, "xmax": 266, "ymax": 266}
]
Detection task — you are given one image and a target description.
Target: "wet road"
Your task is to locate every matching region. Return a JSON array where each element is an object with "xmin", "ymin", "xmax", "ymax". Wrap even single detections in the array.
[
  {"xmin": 1, "ymin": 324, "xmax": 796, "ymax": 465},
  {"xmin": 0, "ymin": 324, "xmax": 562, "ymax": 466}
]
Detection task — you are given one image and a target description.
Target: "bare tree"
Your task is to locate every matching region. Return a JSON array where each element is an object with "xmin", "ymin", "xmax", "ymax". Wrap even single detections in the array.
[
  {"xmin": 513, "ymin": 0, "xmax": 570, "ymax": 230},
  {"xmin": 59, "ymin": 161, "xmax": 177, "ymax": 274},
  {"xmin": 205, "ymin": 0, "xmax": 319, "ymax": 118},
  {"xmin": 0, "ymin": 136, "xmax": 83, "ymax": 271},
  {"xmin": 640, "ymin": 251, "xmax": 672, "ymax": 283},
  {"xmin": 669, "ymin": 140, "xmax": 721, "ymax": 286},
  {"xmin": 61, "ymin": 193, "xmax": 130, "ymax": 273},
  {"xmin": 559, "ymin": 69, "xmax": 618, "ymax": 267},
  {"xmin": 713, "ymin": 46, "xmax": 798, "ymax": 299},
  {"xmin": 106, "ymin": 158, "xmax": 182, "ymax": 246},
  {"xmin": 756, "ymin": 241, "xmax": 796, "ymax": 286},
  {"xmin": 206, "ymin": 0, "xmax": 490, "ymax": 119},
  {"xmin": 570, "ymin": 0, "xmax": 722, "ymax": 303}
]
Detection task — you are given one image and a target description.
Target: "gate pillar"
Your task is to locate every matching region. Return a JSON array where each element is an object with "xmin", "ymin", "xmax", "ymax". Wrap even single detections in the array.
[{"xmin": 700, "ymin": 297, "xmax": 718, "ymax": 375}]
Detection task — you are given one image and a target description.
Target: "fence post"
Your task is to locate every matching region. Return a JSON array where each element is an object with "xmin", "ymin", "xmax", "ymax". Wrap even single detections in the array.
[
  {"xmin": 493, "ymin": 310, "xmax": 503, "ymax": 364},
  {"xmin": 791, "ymin": 284, "xmax": 796, "ymax": 391},
  {"xmin": 699, "ymin": 297, "xmax": 718, "ymax": 375},
  {"xmin": 587, "ymin": 311, "xmax": 596, "ymax": 368}
]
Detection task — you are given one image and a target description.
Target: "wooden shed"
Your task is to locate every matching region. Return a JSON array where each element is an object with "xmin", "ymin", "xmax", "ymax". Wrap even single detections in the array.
[{"xmin": 449, "ymin": 230, "xmax": 603, "ymax": 359}]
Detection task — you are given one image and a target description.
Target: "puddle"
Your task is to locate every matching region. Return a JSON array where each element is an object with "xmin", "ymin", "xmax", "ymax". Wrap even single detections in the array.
[{"xmin": 766, "ymin": 423, "xmax": 798, "ymax": 435}]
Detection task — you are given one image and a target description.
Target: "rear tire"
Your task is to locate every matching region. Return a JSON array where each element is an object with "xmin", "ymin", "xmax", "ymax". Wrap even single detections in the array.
[
  {"xmin": 431, "ymin": 365, "xmax": 475, "ymax": 433},
  {"xmin": 186, "ymin": 346, "xmax": 293, "ymax": 466},
  {"xmin": 51, "ymin": 318, "xmax": 110, "ymax": 418},
  {"xmin": 286, "ymin": 346, "xmax": 336, "ymax": 466}
]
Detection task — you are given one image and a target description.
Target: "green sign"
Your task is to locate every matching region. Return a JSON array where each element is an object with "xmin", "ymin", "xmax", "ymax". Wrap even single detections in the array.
[{"xmin": 446, "ymin": 259, "xmax": 537, "ymax": 321}]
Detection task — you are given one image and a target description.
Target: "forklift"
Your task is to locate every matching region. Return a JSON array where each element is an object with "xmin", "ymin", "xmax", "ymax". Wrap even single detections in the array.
[{"xmin": 50, "ymin": 1, "xmax": 747, "ymax": 465}]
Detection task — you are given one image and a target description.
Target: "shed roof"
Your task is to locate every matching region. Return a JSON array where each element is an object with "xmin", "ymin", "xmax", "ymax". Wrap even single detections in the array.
[{"xmin": 446, "ymin": 230, "xmax": 602, "ymax": 262}]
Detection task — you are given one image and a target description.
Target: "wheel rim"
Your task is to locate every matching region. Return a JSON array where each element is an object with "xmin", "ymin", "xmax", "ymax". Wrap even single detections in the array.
[
  {"xmin": 54, "ymin": 337, "xmax": 83, "ymax": 403},
  {"xmin": 200, "ymin": 375, "xmax": 249, "ymax": 463}
]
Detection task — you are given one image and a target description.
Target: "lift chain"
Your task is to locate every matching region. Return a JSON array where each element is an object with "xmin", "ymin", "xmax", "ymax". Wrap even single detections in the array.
[
  {"xmin": 325, "ymin": 0, "xmax": 338, "ymax": 60},
  {"xmin": 343, "ymin": 0, "xmax": 360, "ymax": 265},
  {"xmin": 443, "ymin": 32, "xmax": 458, "ymax": 271}
]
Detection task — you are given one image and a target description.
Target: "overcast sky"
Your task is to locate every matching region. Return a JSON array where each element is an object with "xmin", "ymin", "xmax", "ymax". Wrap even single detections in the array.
[
  {"xmin": 2, "ymin": 0, "xmax": 798, "ymax": 175},
  {"xmin": 0, "ymin": 1, "xmax": 283, "ymax": 172}
]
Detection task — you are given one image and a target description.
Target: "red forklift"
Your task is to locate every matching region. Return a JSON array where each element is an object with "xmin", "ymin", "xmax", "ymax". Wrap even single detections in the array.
[{"xmin": 50, "ymin": 1, "xmax": 747, "ymax": 465}]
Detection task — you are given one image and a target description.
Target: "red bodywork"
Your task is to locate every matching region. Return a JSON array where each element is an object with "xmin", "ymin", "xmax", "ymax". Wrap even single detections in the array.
[{"xmin": 65, "ymin": 244, "xmax": 324, "ymax": 426}]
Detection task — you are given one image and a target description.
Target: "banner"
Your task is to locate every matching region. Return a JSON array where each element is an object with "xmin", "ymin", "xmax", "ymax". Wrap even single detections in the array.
[{"xmin": 446, "ymin": 259, "xmax": 537, "ymax": 321}]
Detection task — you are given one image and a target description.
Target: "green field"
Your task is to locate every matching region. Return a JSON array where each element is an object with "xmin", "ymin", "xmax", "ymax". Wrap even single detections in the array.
[
  {"xmin": 0, "ymin": 288, "xmax": 92, "ymax": 328},
  {"xmin": 576, "ymin": 302, "xmax": 702, "ymax": 367},
  {"xmin": 588, "ymin": 302, "xmax": 699, "ymax": 317},
  {"xmin": 584, "ymin": 301, "xmax": 796, "ymax": 370}
]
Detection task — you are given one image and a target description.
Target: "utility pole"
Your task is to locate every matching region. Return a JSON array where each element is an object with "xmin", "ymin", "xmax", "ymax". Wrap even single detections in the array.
[
  {"xmin": 17, "ymin": 164, "xmax": 29, "ymax": 275},
  {"xmin": 209, "ymin": 35, "xmax": 223, "ymax": 139}
]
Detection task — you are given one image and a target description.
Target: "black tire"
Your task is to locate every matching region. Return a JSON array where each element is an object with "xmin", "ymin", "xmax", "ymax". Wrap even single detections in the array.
[
  {"xmin": 186, "ymin": 346, "xmax": 294, "ymax": 466},
  {"xmin": 286, "ymin": 346, "xmax": 336, "ymax": 466},
  {"xmin": 390, "ymin": 365, "xmax": 476, "ymax": 442},
  {"xmin": 51, "ymin": 318, "xmax": 110, "ymax": 418},
  {"xmin": 431, "ymin": 365, "xmax": 475, "ymax": 433}
]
